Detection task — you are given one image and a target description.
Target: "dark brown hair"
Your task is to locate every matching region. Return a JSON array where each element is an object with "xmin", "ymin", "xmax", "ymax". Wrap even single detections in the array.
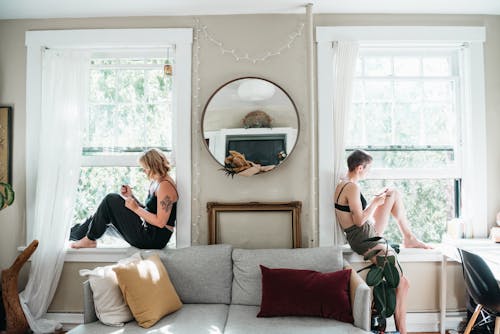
[{"xmin": 347, "ymin": 149, "xmax": 373, "ymax": 172}]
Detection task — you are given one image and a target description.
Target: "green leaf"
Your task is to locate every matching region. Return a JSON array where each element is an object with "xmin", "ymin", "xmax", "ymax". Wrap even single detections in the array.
[
  {"xmin": 384, "ymin": 262, "xmax": 400, "ymax": 288},
  {"xmin": 373, "ymin": 282, "xmax": 387, "ymax": 316},
  {"xmin": 0, "ymin": 192, "xmax": 4, "ymax": 209},
  {"xmin": 390, "ymin": 243, "xmax": 400, "ymax": 254},
  {"xmin": 376, "ymin": 255, "xmax": 386, "ymax": 267},
  {"xmin": 363, "ymin": 248, "xmax": 382, "ymax": 261},
  {"xmin": 374, "ymin": 281, "xmax": 397, "ymax": 318},
  {"xmin": 4, "ymin": 183, "xmax": 14, "ymax": 205},
  {"xmin": 387, "ymin": 255, "xmax": 396, "ymax": 265},
  {"xmin": 366, "ymin": 266, "xmax": 384, "ymax": 286}
]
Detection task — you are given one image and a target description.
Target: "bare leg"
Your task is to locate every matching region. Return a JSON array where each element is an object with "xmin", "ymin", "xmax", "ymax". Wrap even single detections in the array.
[
  {"xmin": 70, "ymin": 236, "xmax": 97, "ymax": 249},
  {"xmin": 372, "ymin": 188, "xmax": 431, "ymax": 249},
  {"xmin": 395, "ymin": 276, "xmax": 409, "ymax": 334}
]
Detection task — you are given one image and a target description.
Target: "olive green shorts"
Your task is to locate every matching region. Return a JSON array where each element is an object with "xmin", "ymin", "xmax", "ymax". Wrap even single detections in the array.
[{"xmin": 344, "ymin": 223, "xmax": 379, "ymax": 255}]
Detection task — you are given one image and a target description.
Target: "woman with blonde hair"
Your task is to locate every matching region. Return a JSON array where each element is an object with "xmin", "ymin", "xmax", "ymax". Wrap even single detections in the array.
[{"xmin": 70, "ymin": 148, "xmax": 178, "ymax": 249}]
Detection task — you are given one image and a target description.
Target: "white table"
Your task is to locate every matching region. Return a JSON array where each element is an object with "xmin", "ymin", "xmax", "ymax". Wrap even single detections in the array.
[{"xmin": 438, "ymin": 238, "xmax": 500, "ymax": 334}]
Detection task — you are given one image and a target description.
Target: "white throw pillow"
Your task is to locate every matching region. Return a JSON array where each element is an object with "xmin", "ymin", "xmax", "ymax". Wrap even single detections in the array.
[{"xmin": 79, "ymin": 252, "xmax": 142, "ymax": 326}]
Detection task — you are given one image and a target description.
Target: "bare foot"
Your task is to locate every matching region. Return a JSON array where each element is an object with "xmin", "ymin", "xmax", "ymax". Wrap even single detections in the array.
[
  {"xmin": 403, "ymin": 235, "xmax": 433, "ymax": 249},
  {"xmin": 71, "ymin": 236, "xmax": 97, "ymax": 249}
]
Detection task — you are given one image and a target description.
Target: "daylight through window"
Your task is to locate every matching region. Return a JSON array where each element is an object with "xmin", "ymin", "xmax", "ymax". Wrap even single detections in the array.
[
  {"xmin": 347, "ymin": 47, "xmax": 463, "ymax": 243},
  {"xmin": 73, "ymin": 49, "xmax": 175, "ymax": 245}
]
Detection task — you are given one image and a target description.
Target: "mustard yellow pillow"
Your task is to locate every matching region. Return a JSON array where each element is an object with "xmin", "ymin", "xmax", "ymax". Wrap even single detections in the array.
[{"xmin": 113, "ymin": 253, "xmax": 182, "ymax": 328}]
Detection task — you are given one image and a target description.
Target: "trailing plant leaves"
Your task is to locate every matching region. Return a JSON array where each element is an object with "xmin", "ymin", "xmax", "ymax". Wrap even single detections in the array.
[
  {"xmin": 376, "ymin": 255, "xmax": 386, "ymax": 267},
  {"xmin": 0, "ymin": 182, "xmax": 15, "ymax": 209},
  {"xmin": 384, "ymin": 261, "xmax": 400, "ymax": 288},
  {"xmin": 366, "ymin": 266, "xmax": 384, "ymax": 286},
  {"xmin": 363, "ymin": 248, "xmax": 382, "ymax": 261},
  {"xmin": 356, "ymin": 263, "xmax": 375, "ymax": 273},
  {"xmin": 390, "ymin": 243, "xmax": 400, "ymax": 254},
  {"xmin": 374, "ymin": 281, "xmax": 397, "ymax": 318}
]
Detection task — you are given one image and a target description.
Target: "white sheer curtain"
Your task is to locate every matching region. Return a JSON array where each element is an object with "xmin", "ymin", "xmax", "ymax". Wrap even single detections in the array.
[
  {"xmin": 20, "ymin": 49, "xmax": 89, "ymax": 333},
  {"xmin": 331, "ymin": 41, "xmax": 359, "ymax": 245}
]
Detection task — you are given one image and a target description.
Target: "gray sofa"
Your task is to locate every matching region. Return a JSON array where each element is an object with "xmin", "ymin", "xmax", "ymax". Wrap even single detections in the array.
[{"xmin": 68, "ymin": 244, "xmax": 371, "ymax": 334}]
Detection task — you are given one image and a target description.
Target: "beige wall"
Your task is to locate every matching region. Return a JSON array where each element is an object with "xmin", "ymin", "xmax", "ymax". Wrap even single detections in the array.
[{"xmin": 0, "ymin": 13, "xmax": 499, "ymax": 313}]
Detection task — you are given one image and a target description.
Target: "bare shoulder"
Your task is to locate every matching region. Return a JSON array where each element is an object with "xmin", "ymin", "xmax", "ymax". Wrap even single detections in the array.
[{"xmin": 157, "ymin": 178, "xmax": 178, "ymax": 200}]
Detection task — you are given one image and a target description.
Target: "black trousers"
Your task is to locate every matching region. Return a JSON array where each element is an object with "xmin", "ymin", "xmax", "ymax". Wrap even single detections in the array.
[{"xmin": 70, "ymin": 193, "xmax": 172, "ymax": 249}]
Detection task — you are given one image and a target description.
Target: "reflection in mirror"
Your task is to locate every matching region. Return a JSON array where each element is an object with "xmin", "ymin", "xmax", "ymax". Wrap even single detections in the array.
[{"xmin": 202, "ymin": 77, "xmax": 299, "ymax": 177}]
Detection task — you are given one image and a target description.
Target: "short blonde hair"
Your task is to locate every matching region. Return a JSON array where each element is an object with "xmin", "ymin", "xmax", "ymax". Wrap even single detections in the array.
[{"xmin": 139, "ymin": 148, "xmax": 171, "ymax": 179}]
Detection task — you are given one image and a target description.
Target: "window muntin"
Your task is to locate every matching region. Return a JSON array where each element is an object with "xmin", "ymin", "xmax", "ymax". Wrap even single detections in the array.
[
  {"xmin": 73, "ymin": 51, "xmax": 175, "ymax": 230},
  {"xmin": 347, "ymin": 49, "xmax": 462, "ymax": 243}
]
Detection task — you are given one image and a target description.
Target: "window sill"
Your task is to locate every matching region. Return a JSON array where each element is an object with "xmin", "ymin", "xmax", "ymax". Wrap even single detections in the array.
[{"xmin": 342, "ymin": 244, "xmax": 444, "ymax": 263}]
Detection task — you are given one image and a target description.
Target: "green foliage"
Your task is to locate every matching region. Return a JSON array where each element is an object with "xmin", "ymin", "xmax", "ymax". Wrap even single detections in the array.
[
  {"xmin": 359, "ymin": 178, "xmax": 451, "ymax": 243},
  {"xmin": 358, "ymin": 237, "xmax": 402, "ymax": 319},
  {"xmin": 0, "ymin": 182, "xmax": 15, "ymax": 210},
  {"xmin": 72, "ymin": 167, "xmax": 150, "ymax": 223}
]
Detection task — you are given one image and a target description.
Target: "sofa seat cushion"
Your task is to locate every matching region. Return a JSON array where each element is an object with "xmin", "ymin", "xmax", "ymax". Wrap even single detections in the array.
[
  {"xmin": 68, "ymin": 304, "xmax": 229, "ymax": 334},
  {"xmin": 232, "ymin": 247, "xmax": 343, "ymax": 306},
  {"xmin": 224, "ymin": 305, "xmax": 370, "ymax": 334}
]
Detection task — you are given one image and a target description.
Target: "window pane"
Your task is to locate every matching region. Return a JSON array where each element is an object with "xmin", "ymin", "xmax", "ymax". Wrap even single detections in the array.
[
  {"xmin": 358, "ymin": 179, "xmax": 455, "ymax": 243},
  {"xmin": 363, "ymin": 80, "xmax": 392, "ymax": 101},
  {"xmin": 394, "ymin": 81, "xmax": 422, "ymax": 102},
  {"xmin": 393, "ymin": 103, "xmax": 420, "ymax": 145},
  {"xmin": 394, "ymin": 57, "xmax": 420, "ymax": 76},
  {"xmin": 86, "ymin": 57, "xmax": 172, "ymax": 150},
  {"xmin": 72, "ymin": 166, "xmax": 176, "ymax": 224},
  {"xmin": 89, "ymin": 69, "xmax": 116, "ymax": 103},
  {"xmin": 364, "ymin": 57, "xmax": 392, "ymax": 76},
  {"xmin": 423, "ymin": 57, "xmax": 451, "ymax": 76},
  {"xmin": 345, "ymin": 149, "xmax": 455, "ymax": 169},
  {"xmin": 423, "ymin": 81, "xmax": 453, "ymax": 101}
]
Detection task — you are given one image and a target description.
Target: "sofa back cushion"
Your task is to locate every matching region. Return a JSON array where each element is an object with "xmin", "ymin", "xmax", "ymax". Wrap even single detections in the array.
[
  {"xmin": 231, "ymin": 247, "xmax": 343, "ymax": 306},
  {"xmin": 155, "ymin": 244, "xmax": 233, "ymax": 304}
]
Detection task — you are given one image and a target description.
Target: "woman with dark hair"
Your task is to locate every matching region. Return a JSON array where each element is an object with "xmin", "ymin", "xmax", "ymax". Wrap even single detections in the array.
[
  {"xmin": 70, "ymin": 148, "xmax": 177, "ymax": 249},
  {"xmin": 334, "ymin": 149, "xmax": 430, "ymax": 334}
]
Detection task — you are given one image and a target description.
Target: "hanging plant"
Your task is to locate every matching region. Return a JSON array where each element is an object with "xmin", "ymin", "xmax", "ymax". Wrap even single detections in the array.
[
  {"xmin": 0, "ymin": 182, "xmax": 15, "ymax": 210},
  {"xmin": 357, "ymin": 237, "xmax": 402, "ymax": 325}
]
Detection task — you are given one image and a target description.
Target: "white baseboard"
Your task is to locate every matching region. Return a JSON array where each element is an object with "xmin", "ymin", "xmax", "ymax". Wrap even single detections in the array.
[
  {"xmin": 386, "ymin": 311, "xmax": 466, "ymax": 332},
  {"xmin": 47, "ymin": 311, "xmax": 466, "ymax": 332},
  {"xmin": 45, "ymin": 313, "xmax": 84, "ymax": 330}
]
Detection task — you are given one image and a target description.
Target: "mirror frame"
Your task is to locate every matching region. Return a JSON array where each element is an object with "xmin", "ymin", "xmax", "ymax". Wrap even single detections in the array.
[{"xmin": 201, "ymin": 76, "xmax": 300, "ymax": 175}]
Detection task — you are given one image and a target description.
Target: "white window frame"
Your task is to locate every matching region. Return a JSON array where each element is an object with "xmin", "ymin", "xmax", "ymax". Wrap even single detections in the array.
[
  {"xmin": 25, "ymin": 29, "xmax": 193, "ymax": 253},
  {"xmin": 316, "ymin": 26, "xmax": 486, "ymax": 247}
]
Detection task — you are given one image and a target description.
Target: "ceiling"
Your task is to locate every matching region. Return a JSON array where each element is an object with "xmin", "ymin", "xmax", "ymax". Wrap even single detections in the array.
[{"xmin": 1, "ymin": 0, "xmax": 499, "ymax": 19}]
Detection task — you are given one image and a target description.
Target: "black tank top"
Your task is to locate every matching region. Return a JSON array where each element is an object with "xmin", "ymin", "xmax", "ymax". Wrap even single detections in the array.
[
  {"xmin": 144, "ymin": 180, "xmax": 177, "ymax": 227},
  {"xmin": 334, "ymin": 182, "xmax": 367, "ymax": 212}
]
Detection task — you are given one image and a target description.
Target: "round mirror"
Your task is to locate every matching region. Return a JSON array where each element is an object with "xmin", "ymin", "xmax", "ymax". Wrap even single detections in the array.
[{"xmin": 202, "ymin": 77, "xmax": 299, "ymax": 176}]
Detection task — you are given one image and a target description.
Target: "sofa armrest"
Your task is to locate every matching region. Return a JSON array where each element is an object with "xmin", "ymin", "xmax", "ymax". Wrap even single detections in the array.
[
  {"xmin": 83, "ymin": 280, "xmax": 98, "ymax": 324},
  {"xmin": 344, "ymin": 263, "xmax": 371, "ymax": 331}
]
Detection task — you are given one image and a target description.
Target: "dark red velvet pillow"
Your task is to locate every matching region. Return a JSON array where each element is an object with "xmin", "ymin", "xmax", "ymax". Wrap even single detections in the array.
[{"xmin": 257, "ymin": 265, "xmax": 353, "ymax": 323}]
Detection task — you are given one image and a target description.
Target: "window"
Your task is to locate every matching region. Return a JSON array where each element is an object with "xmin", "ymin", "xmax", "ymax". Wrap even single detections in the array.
[
  {"xmin": 25, "ymin": 29, "xmax": 193, "ymax": 250},
  {"xmin": 346, "ymin": 48, "xmax": 462, "ymax": 243},
  {"xmin": 316, "ymin": 26, "xmax": 487, "ymax": 247},
  {"xmin": 73, "ymin": 51, "xmax": 175, "ymax": 246}
]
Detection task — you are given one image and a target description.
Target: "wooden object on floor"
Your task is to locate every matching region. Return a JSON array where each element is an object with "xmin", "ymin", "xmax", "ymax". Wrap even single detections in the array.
[{"xmin": 1, "ymin": 239, "xmax": 39, "ymax": 334}]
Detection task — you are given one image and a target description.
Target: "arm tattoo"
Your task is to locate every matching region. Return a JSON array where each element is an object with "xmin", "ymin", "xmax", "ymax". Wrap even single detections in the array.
[{"xmin": 160, "ymin": 195, "xmax": 173, "ymax": 213}]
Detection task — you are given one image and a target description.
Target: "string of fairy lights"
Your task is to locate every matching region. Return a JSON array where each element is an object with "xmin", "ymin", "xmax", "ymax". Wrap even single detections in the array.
[{"xmin": 190, "ymin": 18, "xmax": 304, "ymax": 243}]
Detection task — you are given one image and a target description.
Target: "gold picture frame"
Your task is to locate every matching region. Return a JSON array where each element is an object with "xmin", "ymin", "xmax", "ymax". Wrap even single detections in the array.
[
  {"xmin": 0, "ymin": 106, "xmax": 13, "ymax": 184},
  {"xmin": 207, "ymin": 201, "xmax": 302, "ymax": 248}
]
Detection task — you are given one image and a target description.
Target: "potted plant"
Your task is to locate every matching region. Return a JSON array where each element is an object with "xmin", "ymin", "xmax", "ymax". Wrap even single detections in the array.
[
  {"xmin": 0, "ymin": 182, "xmax": 15, "ymax": 210},
  {"xmin": 357, "ymin": 236, "xmax": 402, "ymax": 333}
]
